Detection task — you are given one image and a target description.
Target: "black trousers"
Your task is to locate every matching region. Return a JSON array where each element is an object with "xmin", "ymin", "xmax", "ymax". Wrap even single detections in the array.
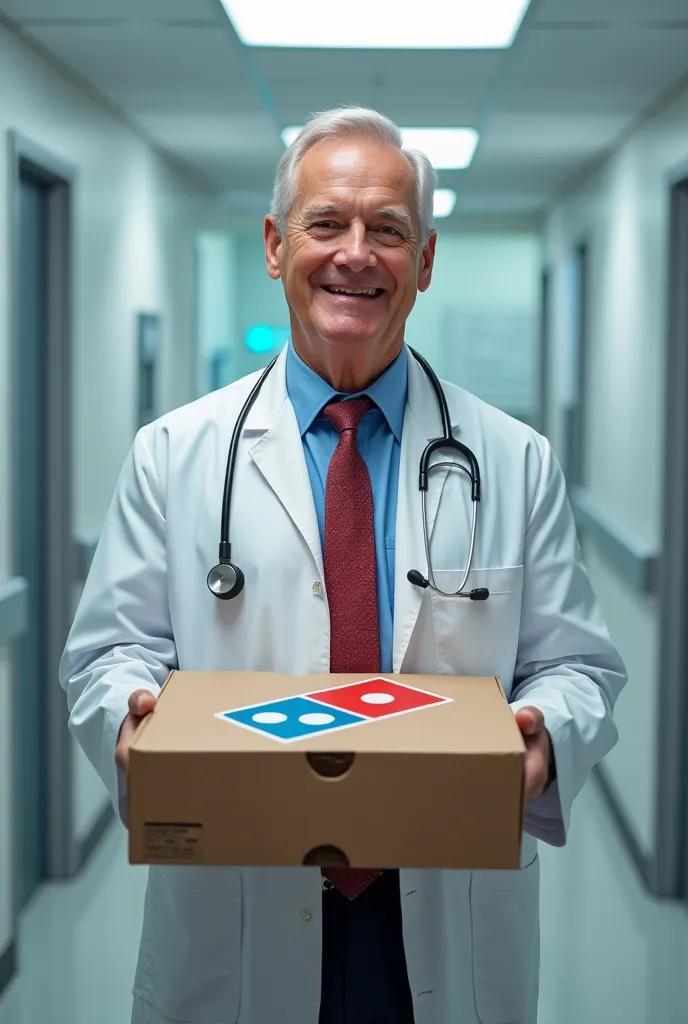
[{"xmin": 319, "ymin": 870, "xmax": 416, "ymax": 1024}]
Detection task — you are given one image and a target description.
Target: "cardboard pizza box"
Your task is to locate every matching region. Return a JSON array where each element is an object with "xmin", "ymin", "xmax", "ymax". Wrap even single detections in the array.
[{"xmin": 127, "ymin": 671, "xmax": 525, "ymax": 870}]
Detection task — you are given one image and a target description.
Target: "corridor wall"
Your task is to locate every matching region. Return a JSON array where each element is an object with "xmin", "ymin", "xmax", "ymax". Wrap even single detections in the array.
[
  {"xmin": 544, "ymin": 73, "xmax": 688, "ymax": 886},
  {"xmin": 0, "ymin": 20, "xmax": 213, "ymax": 974}
]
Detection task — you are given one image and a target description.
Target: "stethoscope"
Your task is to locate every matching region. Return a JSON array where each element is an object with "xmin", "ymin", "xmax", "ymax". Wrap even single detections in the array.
[{"xmin": 207, "ymin": 347, "xmax": 489, "ymax": 603}]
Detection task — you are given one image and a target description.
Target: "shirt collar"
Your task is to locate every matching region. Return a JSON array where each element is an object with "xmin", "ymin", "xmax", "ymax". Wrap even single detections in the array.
[{"xmin": 286, "ymin": 338, "xmax": 408, "ymax": 442}]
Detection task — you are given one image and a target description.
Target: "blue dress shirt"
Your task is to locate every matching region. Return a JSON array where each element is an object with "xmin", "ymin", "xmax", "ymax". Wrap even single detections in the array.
[{"xmin": 285, "ymin": 341, "xmax": 408, "ymax": 673}]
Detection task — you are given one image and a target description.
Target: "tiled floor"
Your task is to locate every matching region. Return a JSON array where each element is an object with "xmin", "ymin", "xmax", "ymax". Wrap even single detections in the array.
[
  {"xmin": 1, "ymin": 779, "xmax": 687, "ymax": 1024},
  {"xmin": 0, "ymin": 821, "xmax": 148, "ymax": 1024},
  {"xmin": 538, "ymin": 780, "xmax": 688, "ymax": 1024}
]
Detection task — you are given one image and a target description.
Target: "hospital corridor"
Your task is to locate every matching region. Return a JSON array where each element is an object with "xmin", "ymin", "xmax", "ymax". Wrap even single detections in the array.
[{"xmin": 1, "ymin": 2, "xmax": 688, "ymax": 1023}]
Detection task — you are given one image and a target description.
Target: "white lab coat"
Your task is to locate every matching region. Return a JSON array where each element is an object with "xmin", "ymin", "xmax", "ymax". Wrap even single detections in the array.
[{"xmin": 60, "ymin": 346, "xmax": 626, "ymax": 1024}]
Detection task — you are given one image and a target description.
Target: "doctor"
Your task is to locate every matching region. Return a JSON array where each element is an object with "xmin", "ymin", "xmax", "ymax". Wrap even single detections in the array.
[{"xmin": 60, "ymin": 106, "xmax": 626, "ymax": 1024}]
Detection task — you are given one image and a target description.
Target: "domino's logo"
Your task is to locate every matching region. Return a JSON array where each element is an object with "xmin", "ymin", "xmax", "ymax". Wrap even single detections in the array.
[{"xmin": 216, "ymin": 677, "xmax": 451, "ymax": 743}]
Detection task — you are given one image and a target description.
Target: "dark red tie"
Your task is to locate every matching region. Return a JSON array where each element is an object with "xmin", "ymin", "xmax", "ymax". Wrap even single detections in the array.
[{"xmin": 321, "ymin": 396, "xmax": 383, "ymax": 901}]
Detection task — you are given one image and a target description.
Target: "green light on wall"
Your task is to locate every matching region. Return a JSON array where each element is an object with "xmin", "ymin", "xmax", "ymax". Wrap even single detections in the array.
[{"xmin": 245, "ymin": 325, "xmax": 290, "ymax": 353}]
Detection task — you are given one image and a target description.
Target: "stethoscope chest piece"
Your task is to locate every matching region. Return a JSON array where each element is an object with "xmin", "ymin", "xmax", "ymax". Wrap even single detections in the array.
[{"xmin": 207, "ymin": 561, "xmax": 245, "ymax": 600}]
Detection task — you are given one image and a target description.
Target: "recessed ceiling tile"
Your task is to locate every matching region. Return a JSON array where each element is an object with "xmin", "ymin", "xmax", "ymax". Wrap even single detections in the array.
[
  {"xmin": 25, "ymin": 23, "xmax": 253, "ymax": 107},
  {"xmin": 0, "ymin": 0, "xmax": 220, "ymax": 20},
  {"xmin": 277, "ymin": 91, "xmax": 485, "ymax": 130},
  {"xmin": 136, "ymin": 110, "xmax": 281, "ymax": 161},
  {"xmin": 255, "ymin": 47, "xmax": 498, "ymax": 127},
  {"xmin": 478, "ymin": 111, "xmax": 630, "ymax": 159},
  {"xmin": 503, "ymin": 26, "xmax": 688, "ymax": 112},
  {"xmin": 467, "ymin": 156, "xmax": 580, "ymax": 192},
  {"xmin": 535, "ymin": 0, "xmax": 688, "ymax": 25},
  {"xmin": 252, "ymin": 47, "xmax": 500, "ymax": 86}
]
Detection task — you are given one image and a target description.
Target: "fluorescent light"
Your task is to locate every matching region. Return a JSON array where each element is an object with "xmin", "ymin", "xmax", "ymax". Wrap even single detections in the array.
[
  {"xmin": 281, "ymin": 126, "xmax": 302, "ymax": 148},
  {"xmin": 221, "ymin": 1, "xmax": 531, "ymax": 49},
  {"xmin": 433, "ymin": 189, "xmax": 457, "ymax": 218},
  {"xmin": 281, "ymin": 125, "xmax": 479, "ymax": 170},
  {"xmin": 401, "ymin": 128, "xmax": 478, "ymax": 169}
]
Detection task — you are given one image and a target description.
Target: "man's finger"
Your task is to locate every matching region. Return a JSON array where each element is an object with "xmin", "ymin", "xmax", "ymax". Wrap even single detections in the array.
[
  {"xmin": 523, "ymin": 747, "xmax": 548, "ymax": 805},
  {"xmin": 116, "ymin": 693, "xmax": 157, "ymax": 775},
  {"xmin": 115, "ymin": 716, "xmax": 136, "ymax": 772},
  {"xmin": 514, "ymin": 706, "xmax": 544, "ymax": 736},
  {"xmin": 128, "ymin": 689, "xmax": 157, "ymax": 717}
]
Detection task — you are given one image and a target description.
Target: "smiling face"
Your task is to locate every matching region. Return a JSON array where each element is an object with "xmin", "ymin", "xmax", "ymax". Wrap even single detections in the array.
[{"xmin": 265, "ymin": 136, "xmax": 436, "ymax": 391}]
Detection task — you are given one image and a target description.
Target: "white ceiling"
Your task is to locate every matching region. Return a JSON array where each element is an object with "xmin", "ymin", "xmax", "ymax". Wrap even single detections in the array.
[{"xmin": 2, "ymin": 0, "xmax": 688, "ymax": 218}]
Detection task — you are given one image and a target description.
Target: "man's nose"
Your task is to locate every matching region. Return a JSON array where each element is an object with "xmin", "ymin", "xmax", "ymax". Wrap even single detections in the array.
[{"xmin": 332, "ymin": 223, "xmax": 377, "ymax": 271}]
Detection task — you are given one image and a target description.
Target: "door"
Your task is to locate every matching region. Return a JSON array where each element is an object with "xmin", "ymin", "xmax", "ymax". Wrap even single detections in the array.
[
  {"xmin": 659, "ymin": 172, "xmax": 688, "ymax": 898},
  {"xmin": 15, "ymin": 170, "xmax": 50, "ymax": 907},
  {"xmin": 10, "ymin": 137, "xmax": 75, "ymax": 911}
]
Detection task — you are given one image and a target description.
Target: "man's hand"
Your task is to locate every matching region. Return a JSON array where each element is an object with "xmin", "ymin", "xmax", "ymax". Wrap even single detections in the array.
[
  {"xmin": 114, "ymin": 689, "xmax": 157, "ymax": 776},
  {"xmin": 514, "ymin": 706, "xmax": 553, "ymax": 806}
]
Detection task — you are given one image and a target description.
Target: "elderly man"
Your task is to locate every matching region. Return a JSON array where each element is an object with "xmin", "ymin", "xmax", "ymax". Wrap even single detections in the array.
[{"xmin": 61, "ymin": 107, "xmax": 626, "ymax": 1024}]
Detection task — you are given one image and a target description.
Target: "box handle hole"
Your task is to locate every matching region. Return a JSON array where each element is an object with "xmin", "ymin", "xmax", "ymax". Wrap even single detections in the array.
[
  {"xmin": 303, "ymin": 845, "xmax": 350, "ymax": 867},
  {"xmin": 306, "ymin": 752, "xmax": 355, "ymax": 778}
]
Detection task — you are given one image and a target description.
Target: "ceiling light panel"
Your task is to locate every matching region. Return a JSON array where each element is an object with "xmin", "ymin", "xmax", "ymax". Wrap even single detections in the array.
[
  {"xmin": 221, "ymin": 0, "xmax": 531, "ymax": 49},
  {"xmin": 401, "ymin": 128, "xmax": 478, "ymax": 168},
  {"xmin": 433, "ymin": 189, "xmax": 457, "ymax": 218},
  {"xmin": 281, "ymin": 126, "xmax": 479, "ymax": 170},
  {"xmin": 281, "ymin": 126, "xmax": 302, "ymax": 148}
]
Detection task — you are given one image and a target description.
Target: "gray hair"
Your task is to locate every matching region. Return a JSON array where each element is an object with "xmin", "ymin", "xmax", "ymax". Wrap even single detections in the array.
[{"xmin": 271, "ymin": 106, "xmax": 437, "ymax": 244}]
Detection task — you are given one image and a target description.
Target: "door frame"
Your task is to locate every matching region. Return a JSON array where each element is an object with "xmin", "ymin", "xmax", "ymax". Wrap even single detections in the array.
[
  {"xmin": 655, "ymin": 167, "xmax": 688, "ymax": 898},
  {"xmin": 562, "ymin": 240, "xmax": 589, "ymax": 488},
  {"xmin": 537, "ymin": 265, "xmax": 551, "ymax": 436},
  {"xmin": 8, "ymin": 131, "xmax": 76, "ymax": 914}
]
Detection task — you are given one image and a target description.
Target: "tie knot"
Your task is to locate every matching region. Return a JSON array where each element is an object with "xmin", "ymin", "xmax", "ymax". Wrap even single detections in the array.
[{"xmin": 323, "ymin": 395, "xmax": 373, "ymax": 434}]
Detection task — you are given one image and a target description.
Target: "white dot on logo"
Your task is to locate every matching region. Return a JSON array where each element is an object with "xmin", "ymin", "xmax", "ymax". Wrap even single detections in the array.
[
  {"xmin": 299, "ymin": 712, "xmax": 335, "ymax": 726},
  {"xmin": 361, "ymin": 692, "xmax": 395, "ymax": 705},
  {"xmin": 252, "ymin": 711, "xmax": 288, "ymax": 724}
]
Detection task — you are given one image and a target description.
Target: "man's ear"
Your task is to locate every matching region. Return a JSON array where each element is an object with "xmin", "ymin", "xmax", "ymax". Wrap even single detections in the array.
[
  {"xmin": 417, "ymin": 230, "xmax": 437, "ymax": 293},
  {"xmin": 264, "ymin": 216, "xmax": 283, "ymax": 280}
]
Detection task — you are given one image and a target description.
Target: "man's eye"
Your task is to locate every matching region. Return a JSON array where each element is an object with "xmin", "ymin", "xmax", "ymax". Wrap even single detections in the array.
[
  {"xmin": 311, "ymin": 221, "xmax": 338, "ymax": 230},
  {"xmin": 376, "ymin": 225, "xmax": 402, "ymax": 237}
]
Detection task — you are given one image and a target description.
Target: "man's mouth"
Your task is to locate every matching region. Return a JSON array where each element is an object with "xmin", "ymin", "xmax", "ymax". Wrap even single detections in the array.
[{"xmin": 320, "ymin": 285, "xmax": 385, "ymax": 299}]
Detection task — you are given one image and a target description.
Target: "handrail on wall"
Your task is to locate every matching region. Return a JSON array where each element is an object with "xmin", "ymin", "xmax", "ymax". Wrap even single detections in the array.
[
  {"xmin": 570, "ymin": 487, "xmax": 660, "ymax": 595},
  {"xmin": 0, "ymin": 530, "xmax": 100, "ymax": 647},
  {"xmin": 0, "ymin": 577, "xmax": 29, "ymax": 644}
]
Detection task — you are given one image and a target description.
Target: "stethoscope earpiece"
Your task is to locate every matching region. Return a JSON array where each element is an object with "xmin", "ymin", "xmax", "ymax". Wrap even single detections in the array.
[{"xmin": 207, "ymin": 561, "xmax": 245, "ymax": 600}]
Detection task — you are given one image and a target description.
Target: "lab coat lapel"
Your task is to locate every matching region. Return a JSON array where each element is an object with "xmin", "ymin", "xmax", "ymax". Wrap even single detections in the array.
[
  {"xmin": 245, "ymin": 348, "xmax": 324, "ymax": 578},
  {"xmin": 393, "ymin": 351, "xmax": 450, "ymax": 672}
]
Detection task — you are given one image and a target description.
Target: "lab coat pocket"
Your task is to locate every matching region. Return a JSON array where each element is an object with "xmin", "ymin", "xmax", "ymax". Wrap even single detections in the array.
[
  {"xmin": 430, "ymin": 566, "xmax": 523, "ymax": 679},
  {"xmin": 470, "ymin": 854, "xmax": 540, "ymax": 1024},
  {"xmin": 135, "ymin": 866, "xmax": 242, "ymax": 1024}
]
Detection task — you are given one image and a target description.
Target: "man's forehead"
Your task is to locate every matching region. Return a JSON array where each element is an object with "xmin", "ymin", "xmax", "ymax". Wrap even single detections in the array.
[{"xmin": 296, "ymin": 137, "xmax": 414, "ymax": 201}]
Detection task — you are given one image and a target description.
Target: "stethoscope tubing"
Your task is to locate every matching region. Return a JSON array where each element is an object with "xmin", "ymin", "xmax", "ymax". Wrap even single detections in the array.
[
  {"xmin": 209, "ymin": 346, "xmax": 486, "ymax": 602},
  {"xmin": 421, "ymin": 464, "xmax": 479, "ymax": 598},
  {"xmin": 218, "ymin": 355, "xmax": 278, "ymax": 560}
]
